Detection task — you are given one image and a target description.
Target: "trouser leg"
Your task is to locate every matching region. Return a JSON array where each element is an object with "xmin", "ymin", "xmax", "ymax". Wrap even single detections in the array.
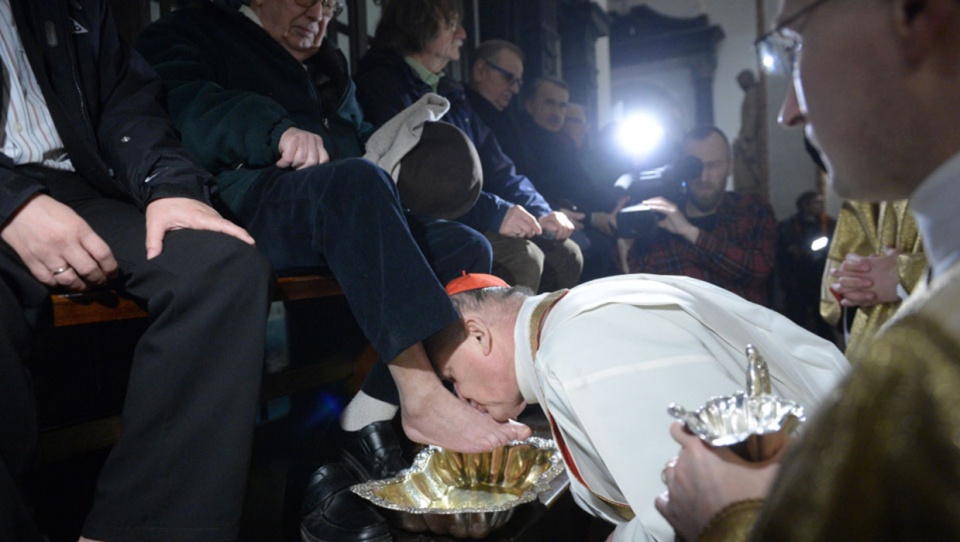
[
  {"xmin": 0, "ymin": 243, "xmax": 49, "ymax": 542},
  {"xmin": 236, "ymin": 159, "xmax": 459, "ymax": 366},
  {"xmin": 360, "ymin": 214, "xmax": 492, "ymax": 405},
  {"xmin": 484, "ymin": 233, "xmax": 545, "ymax": 292},
  {"xmin": 534, "ymin": 237, "xmax": 583, "ymax": 292},
  {"xmin": 38, "ymin": 169, "xmax": 273, "ymax": 542}
]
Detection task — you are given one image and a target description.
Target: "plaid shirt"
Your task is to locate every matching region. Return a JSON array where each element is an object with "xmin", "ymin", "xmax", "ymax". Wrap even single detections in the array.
[{"xmin": 627, "ymin": 192, "xmax": 777, "ymax": 305}]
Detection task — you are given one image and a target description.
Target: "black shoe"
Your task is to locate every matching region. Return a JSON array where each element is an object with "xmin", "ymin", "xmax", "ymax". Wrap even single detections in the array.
[
  {"xmin": 339, "ymin": 421, "xmax": 408, "ymax": 481},
  {"xmin": 300, "ymin": 463, "xmax": 393, "ymax": 542}
]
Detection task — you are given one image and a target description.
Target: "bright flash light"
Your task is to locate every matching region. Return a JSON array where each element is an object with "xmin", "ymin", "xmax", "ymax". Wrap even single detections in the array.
[
  {"xmin": 760, "ymin": 51, "xmax": 777, "ymax": 73},
  {"xmin": 810, "ymin": 236, "xmax": 828, "ymax": 251},
  {"xmin": 617, "ymin": 113, "xmax": 665, "ymax": 160}
]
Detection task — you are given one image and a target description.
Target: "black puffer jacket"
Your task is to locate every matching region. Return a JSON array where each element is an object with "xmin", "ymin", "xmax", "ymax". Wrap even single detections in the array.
[{"xmin": 0, "ymin": 0, "xmax": 215, "ymax": 228}]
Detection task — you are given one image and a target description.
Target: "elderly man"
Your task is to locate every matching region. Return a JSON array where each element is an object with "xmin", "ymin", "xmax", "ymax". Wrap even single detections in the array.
[
  {"xmin": 137, "ymin": 3, "xmax": 531, "ymax": 540},
  {"xmin": 466, "ymin": 39, "xmax": 526, "ymax": 157},
  {"xmin": 625, "ymin": 126, "xmax": 777, "ymax": 306},
  {"xmin": 656, "ymin": 0, "xmax": 960, "ymax": 540},
  {"xmin": 428, "ymin": 273, "xmax": 848, "ymax": 542},
  {"xmin": 354, "ymin": 0, "xmax": 583, "ymax": 294}
]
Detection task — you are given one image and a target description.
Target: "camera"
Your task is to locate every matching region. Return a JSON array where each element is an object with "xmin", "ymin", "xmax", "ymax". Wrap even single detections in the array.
[{"xmin": 614, "ymin": 155, "xmax": 703, "ymax": 238}]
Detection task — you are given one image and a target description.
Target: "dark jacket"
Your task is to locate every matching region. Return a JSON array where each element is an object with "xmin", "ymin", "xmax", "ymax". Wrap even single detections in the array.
[
  {"xmin": 136, "ymin": 2, "xmax": 370, "ymax": 211},
  {"xmin": 474, "ymin": 94, "xmax": 623, "ymax": 215},
  {"xmin": 0, "ymin": 0, "xmax": 214, "ymax": 228},
  {"xmin": 465, "ymin": 87, "xmax": 527, "ymax": 173},
  {"xmin": 353, "ymin": 48, "xmax": 551, "ymax": 233}
]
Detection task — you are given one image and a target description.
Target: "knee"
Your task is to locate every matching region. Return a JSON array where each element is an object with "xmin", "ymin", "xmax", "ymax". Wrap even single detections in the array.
[
  {"xmin": 451, "ymin": 224, "xmax": 493, "ymax": 272},
  {"xmin": 175, "ymin": 231, "xmax": 273, "ymax": 298},
  {"xmin": 494, "ymin": 238, "xmax": 545, "ymax": 272},
  {"xmin": 327, "ymin": 158, "xmax": 397, "ymax": 200}
]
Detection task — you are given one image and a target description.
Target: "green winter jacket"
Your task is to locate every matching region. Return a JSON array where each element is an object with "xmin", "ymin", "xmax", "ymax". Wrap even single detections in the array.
[{"xmin": 136, "ymin": 2, "xmax": 371, "ymax": 210}]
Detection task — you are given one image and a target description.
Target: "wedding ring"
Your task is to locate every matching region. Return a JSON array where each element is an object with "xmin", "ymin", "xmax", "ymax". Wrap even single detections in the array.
[{"xmin": 52, "ymin": 266, "xmax": 70, "ymax": 276}]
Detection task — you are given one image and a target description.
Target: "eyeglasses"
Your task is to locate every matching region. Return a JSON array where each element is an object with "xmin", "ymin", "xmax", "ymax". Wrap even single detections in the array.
[
  {"xmin": 292, "ymin": 0, "xmax": 344, "ymax": 18},
  {"xmin": 754, "ymin": 0, "xmax": 832, "ymax": 76},
  {"xmin": 483, "ymin": 59, "xmax": 522, "ymax": 88}
]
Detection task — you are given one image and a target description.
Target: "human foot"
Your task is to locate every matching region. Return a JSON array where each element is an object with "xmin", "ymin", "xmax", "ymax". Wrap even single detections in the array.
[{"xmin": 388, "ymin": 343, "xmax": 531, "ymax": 452}]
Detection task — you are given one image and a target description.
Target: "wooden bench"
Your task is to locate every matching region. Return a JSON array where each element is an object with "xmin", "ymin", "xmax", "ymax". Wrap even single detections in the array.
[
  {"xmin": 39, "ymin": 274, "xmax": 370, "ymax": 464},
  {"xmin": 50, "ymin": 274, "xmax": 344, "ymax": 327}
]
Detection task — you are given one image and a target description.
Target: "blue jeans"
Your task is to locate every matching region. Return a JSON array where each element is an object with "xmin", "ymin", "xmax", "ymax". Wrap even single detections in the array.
[{"xmin": 236, "ymin": 158, "xmax": 491, "ymax": 387}]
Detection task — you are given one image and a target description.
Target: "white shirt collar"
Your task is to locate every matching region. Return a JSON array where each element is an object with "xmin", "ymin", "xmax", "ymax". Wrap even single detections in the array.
[
  {"xmin": 911, "ymin": 150, "xmax": 960, "ymax": 280},
  {"xmin": 514, "ymin": 293, "xmax": 548, "ymax": 405},
  {"xmin": 239, "ymin": 4, "xmax": 262, "ymax": 26}
]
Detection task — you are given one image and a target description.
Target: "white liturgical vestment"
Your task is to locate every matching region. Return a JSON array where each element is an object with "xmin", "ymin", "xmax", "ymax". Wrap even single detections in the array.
[{"xmin": 513, "ymin": 274, "xmax": 850, "ymax": 541}]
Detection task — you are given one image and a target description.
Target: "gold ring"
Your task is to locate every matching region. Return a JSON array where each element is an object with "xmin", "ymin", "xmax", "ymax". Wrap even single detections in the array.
[{"xmin": 52, "ymin": 266, "xmax": 70, "ymax": 276}]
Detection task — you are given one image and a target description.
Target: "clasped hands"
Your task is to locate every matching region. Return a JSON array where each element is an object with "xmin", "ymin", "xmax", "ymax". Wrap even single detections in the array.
[
  {"xmin": 499, "ymin": 205, "xmax": 575, "ymax": 240},
  {"xmin": 829, "ymin": 247, "xmax": 903, "ymax": 307}
]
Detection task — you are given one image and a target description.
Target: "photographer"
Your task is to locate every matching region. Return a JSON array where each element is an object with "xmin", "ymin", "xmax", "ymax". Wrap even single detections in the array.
[{"xmin": 623, "ymin": 125, "xmax": 777, "ymax": 306}]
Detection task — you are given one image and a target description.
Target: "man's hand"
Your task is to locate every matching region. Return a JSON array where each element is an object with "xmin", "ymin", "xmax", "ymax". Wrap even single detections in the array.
[
  {"xmin": 655, "ymin": 422, "xmax": 780, "ymax": 542},
  {"xmin": 829, "ymin": 248, "xmax": 903, "ymax": 307},
  {"xmin": 499, "ymin": 205, "xmax": 542, "ymax": 239},
  {"xmin": 539, "ymin": 211, "xmax": 575, "ymax": 241},
  {"xmin": 642, "ymin": 197, "xmax": 699, "ymax": 244},
  {"xmin": 277, "ymin": 127, "xmax": 330, "ymax": 169},
  {"xmin": 145, "ymin": 198, "xmax": 255, "ymax": 259},
  {"xmin": 590, "ymin": 196, "xmax": 630, "ymax": 237},
  {"xmin": 0, "ymin": 194, "xmax": 117, "ymax": 291},
  {"xmin": 559, "ymin": 208, "xmax": 586, "ymax": 230}
]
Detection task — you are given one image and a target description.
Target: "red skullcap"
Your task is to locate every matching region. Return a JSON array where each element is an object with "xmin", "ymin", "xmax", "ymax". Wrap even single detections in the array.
[{"xmin": 445, "ymin": 272, "xmax": 510, "ymax": 296}]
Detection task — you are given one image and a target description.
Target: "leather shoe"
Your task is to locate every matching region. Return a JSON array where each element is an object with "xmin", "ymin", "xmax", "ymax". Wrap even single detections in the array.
[
  {"xmin": 339, "ymin": 420, "xmax": 407, "ymax": 481},
  {"xmin": 300, "ymin": 463, "xmax": 392, "ymax": 542}
]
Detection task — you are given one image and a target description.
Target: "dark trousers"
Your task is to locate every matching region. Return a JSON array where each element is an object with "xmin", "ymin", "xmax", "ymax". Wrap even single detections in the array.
[
  {"xmin": 237, "ymin": 158, "xmax": 491, "ymax": 405},
  {"xmin": 1, "ymin": 167, "xmax": 273, "ymax": 542},
  {"xmin": 359, "ymin": 211, "xmax": 492, "ymax": 405}
]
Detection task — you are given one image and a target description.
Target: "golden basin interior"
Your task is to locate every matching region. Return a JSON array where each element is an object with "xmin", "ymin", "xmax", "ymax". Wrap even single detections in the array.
[{"xmin": 351, "ymin": 437, "xmax": 564, "ymax": 538}]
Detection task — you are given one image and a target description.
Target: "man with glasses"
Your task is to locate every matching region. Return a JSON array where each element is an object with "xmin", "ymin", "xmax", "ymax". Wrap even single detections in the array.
[
  {"xmin": 466, "ymin": 39, "xmax": 526, "ymax": 161},
  {"xmin": 355, "ymin": 0, "xmax": 583, "ymax": 295},
  {"xmin": 656, "ymin": 0, "xmax": 960, "ymax": 539},
  {"xmin": 137, "ymin": 3, "xmax": 531, "ymax": 540}
]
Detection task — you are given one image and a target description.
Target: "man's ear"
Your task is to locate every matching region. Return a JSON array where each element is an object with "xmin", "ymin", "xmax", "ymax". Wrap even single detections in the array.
[
  {"xmin": 464, "ymin": 318, "xmax": 494, "ymax": 356},
  {"xmin": 471, "ymin": 60, "xmax": 485, "ymax": 84},
  {"xmin": 893, "ymin": 0, "xmax": 957, "ymax": 65}
]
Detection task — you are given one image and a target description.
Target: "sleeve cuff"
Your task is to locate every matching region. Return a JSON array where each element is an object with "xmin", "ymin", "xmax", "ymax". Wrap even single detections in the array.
[{"xmin": 146, "ymin": 180, "xmax": 210, "ymax": 205}]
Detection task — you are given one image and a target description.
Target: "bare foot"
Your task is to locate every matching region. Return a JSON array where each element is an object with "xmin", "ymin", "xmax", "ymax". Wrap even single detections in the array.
[
  {"xmin": 388, "ymin": 344, "xmax": 531, "ymax": 452},
  {"xmin": 401, "ymin": 387, "xmax": 532, "ymax": 452},
  {"xmin": 79, "ymin": 537, "xmax": 104, "ymax": 542}
]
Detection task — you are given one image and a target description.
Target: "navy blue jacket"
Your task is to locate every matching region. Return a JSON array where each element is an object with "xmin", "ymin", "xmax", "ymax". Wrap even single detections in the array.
[
  {"xmin": 0, "ymin": 0, "xmax": 215, "ymax": 228},
  {"xmin": 354, "ymin": 48, "xmax": 552, "ymax": 233}
]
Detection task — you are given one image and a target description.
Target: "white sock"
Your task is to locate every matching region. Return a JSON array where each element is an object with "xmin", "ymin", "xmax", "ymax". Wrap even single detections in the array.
[{"xmin": 340, "ymin": 391, "xmax": 399, "ymax": 432}]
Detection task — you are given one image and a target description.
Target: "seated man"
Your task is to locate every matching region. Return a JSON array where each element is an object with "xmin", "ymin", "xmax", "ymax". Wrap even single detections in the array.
[
  {"xmin": 1, "ymin": 0, "xmax": 273, "ymax": 540},
  {"xmin": 353, "ymin": 0, "xmax": 583, "ymax": 294},
  {"xmin": 493, "ymin": 76, "xmax": 627, "ymax": 282},
  {"xmin": 427, "ymin": 273, "xmax": 849, "ymax": 541},
  {"xmin": 136, "ymin": 2, "xmax": 528, "ymax": 540},
  {"xmin": 624, "ymin": 126, "xmax": 777, "ymax": 306}
]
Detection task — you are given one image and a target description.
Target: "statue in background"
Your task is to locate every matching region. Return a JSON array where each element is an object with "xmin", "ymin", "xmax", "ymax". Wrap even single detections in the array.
[{"xmin": 733, "ymin": 69, "xmax": 767, "ymax": 200}]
